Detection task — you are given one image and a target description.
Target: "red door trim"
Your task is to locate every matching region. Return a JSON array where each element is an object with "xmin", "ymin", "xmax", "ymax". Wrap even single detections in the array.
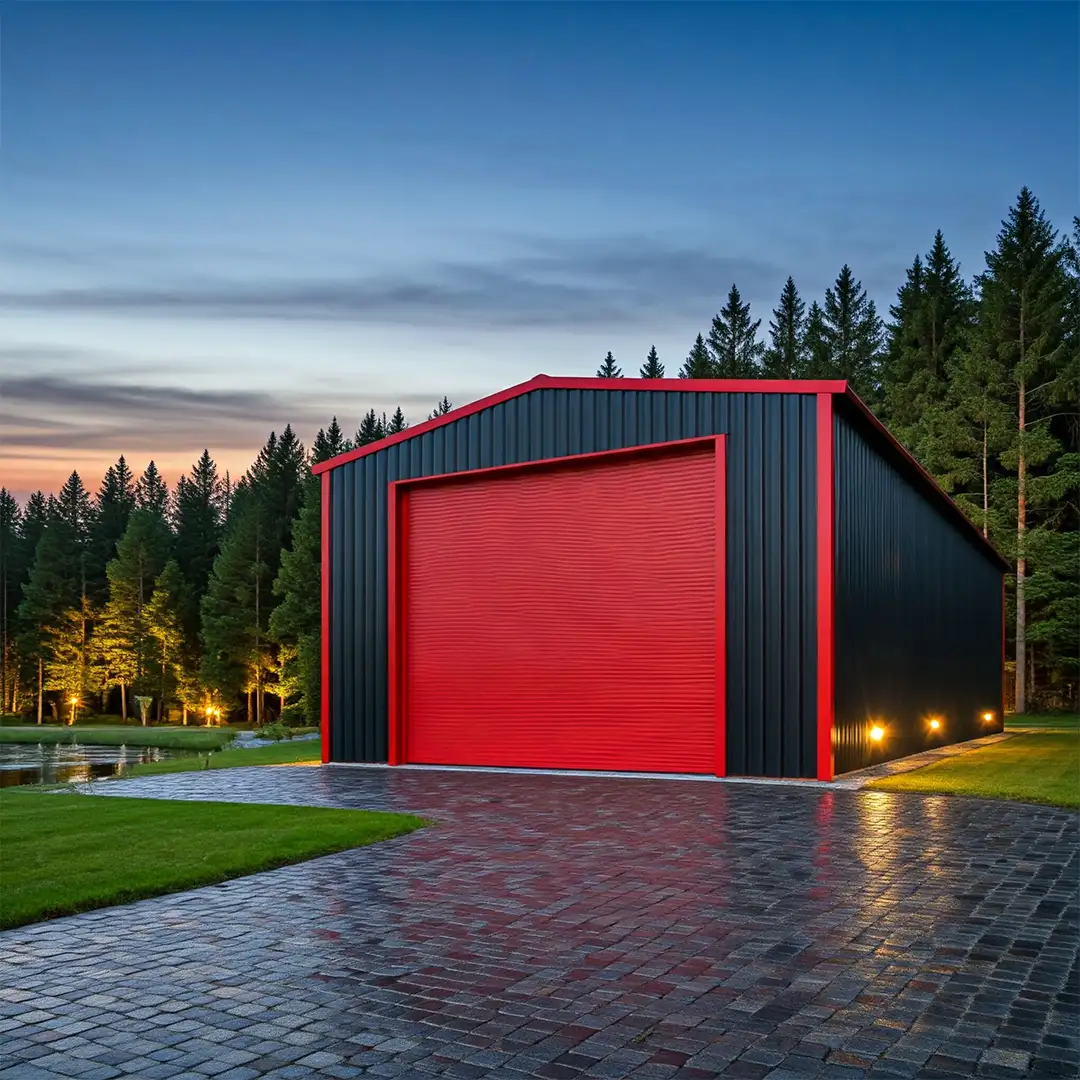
[
  {"xmin": 388, "ymin": 435, "xmax": 728, "ymax": 775},
  {"xmin": 714, "ymin": 436, "xmax": 728, "ymax": 778},
  {"xmin": 319, "ymin": 470, "xmax": 331, "ymax": 764},
  {"xmin": 815, "ymin": 393, "xmax": 835, "ymax": 781}
]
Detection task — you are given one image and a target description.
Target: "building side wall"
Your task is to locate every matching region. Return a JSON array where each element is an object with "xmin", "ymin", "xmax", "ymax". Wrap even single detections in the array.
[
  {"xmin": 329, "ymin": 388, "xmax": 819, "ymax": 777},
  {"xmin": 833, "ymin": 411, "xmax": 1004, "ymax": 774}
]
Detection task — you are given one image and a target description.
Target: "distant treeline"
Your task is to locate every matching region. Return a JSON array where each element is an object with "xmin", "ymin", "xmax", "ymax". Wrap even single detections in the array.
[{"xmin": 0, "ymin": 187, "xmax": 1076, "ymax": 723}]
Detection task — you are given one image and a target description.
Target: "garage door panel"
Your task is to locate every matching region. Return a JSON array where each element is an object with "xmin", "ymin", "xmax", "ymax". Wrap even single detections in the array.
[{"xmin": 399, "ymin": 443, "xmax": 721, "ymax": 774}]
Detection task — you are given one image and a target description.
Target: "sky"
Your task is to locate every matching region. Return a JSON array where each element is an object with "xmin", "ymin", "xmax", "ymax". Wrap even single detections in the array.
[{"xmin": 1, "ymin": 1, "xmax": 1076, "ymax": 503}]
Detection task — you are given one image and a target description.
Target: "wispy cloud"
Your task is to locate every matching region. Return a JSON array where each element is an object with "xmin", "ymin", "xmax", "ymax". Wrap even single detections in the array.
[
  {"xmin": 0, "ymin": 374, "xmax": 454, "ymax": 454},
  {"xmin": 0, "ymin": 236, "xmax": 781, "ymax": 329}
]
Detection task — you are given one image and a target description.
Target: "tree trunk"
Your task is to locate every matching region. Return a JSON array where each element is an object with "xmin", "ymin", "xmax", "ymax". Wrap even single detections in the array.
[
  {"xmin": 36, "ymin": 658, "xmax": 43, "ymax": 724},
  {"xmin": 120, "ymin": 682, "xmax": 128, "ymax": 723},
  {"xmin": 246, "ymin": 690, "xmax": 252, "ymax": 726},
  {"xmin": 182, "ymin": 703, "xmax": 188, "ymax": 726},
  {"xmin": 1016, "ymin": 379, "xmax": 1027, "ymax": 715},
  {"xmin": 981, "ymin": 419, "xmax": 989, "ymax": 539}
]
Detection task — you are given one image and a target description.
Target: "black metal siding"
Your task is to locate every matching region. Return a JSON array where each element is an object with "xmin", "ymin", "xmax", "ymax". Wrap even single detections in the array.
[
  {"xmin": 329, "ymin": 388, "xmax": 819, "ymax": 777},
  {"xmin": 833, "ymin": 409, "xmax": 1004, "ymax": 774}
]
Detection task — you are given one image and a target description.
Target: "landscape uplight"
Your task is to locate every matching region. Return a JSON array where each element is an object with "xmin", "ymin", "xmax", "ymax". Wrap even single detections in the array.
[{"xmin": 869, "ymin": 725, "xmax": 885, "ymax": 743}]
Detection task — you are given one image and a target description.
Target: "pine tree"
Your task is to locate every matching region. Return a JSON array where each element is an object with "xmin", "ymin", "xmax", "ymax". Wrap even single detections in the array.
[
  {"xmin": 764, "ymin": 277, "xmax": 807, "ymax": 378},
  {"xmin": 427, "ymin": 397, "xmax": 454, "ymax": 420},
  {"xmin": 804, "ymin": 301, "xmax": 831, "ymax": 377},
  {"xmin": 356, "ymin": 409, "xmax": 385, "ymax": 445},
  {"xmin": 145, "ymin": 560, "xmax": 190, "ymax": 723},
  {"xmin": 822, "ymin": 266, "xmax": 884, "ymax": 399},
  {"xmin": 387, "ymin": 407, "xmax": 408, "ymax": 434},
  {"xmin": 173, "ymin": 451, "xmax": 226, "ymax": 650},
  {"xmin": 135, "ymin": 461, "xmax": 170, "ymax": 519},
  {"xmin": 679, "ymin": 333, "xmax": 714, "ymax": 379},
  {"xmin": 200, "ymin": 495, "xmax": 273, "ymax": 722},
  {"xmin": 0, "ymin": 490, "xmax": 22, "ymax": 714},
  {"xmin": 640, "ymin": 346, "xmax": 664, "ymax": 378},
  {"xmin": 977, "ymin": 188, "xmax": 1071, "ymax": 713},
  {"xmin": 98, "ymin": 510, "xmax": 172, "ymax": 722},
  {"xmin": 270, "ymin": 477, "xmax": 321, "ymax": 726},
  {"xmin": 17, "ymin": 500, "xmax": 83, "ymax": 723},
  {"xmin": 89, "ymin": 456, "xmax": 136, "ymax": 602},
  {"xmin": 201, "ymin": 428, "xmax": 306, "ymax": 723},
  {"xmin": 597, "ymin": 351, "xmax": 622, "ymax": 378},
  {"xmin": 312, "ymin": 418, "xmax": 350, "ymax": 463},
  {"xmin": 883, "ymin": 233, "xmax": 974, "ymax": 448},
  {"xmin": 708, "ymin": 284, "xmax": 765, "ymax": 378},
  {"xmin": 12, "ymin": 492, "xmax": 47, "ymax": 716},
  {"xmin": 46, "ymin": 596, "xmax": 96, "ymax": 723}
]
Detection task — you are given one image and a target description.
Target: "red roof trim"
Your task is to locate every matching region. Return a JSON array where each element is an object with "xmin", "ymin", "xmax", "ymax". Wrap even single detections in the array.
[
  {"xmin": 835, "ymin": 389, "xmax": 1008, "ymax": 571},
  {"xmin": 310, "ymin": 375, "xmax": 848, "ymax": 474},
  {"xmin": 310, "ymin": 373, "xmax": 1005, "ymax": 569}
]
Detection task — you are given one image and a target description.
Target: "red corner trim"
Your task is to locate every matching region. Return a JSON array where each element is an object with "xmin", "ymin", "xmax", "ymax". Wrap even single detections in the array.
[
  {"xmin": 319, "ymin": 470, "xmax": 331, "ymax": 764},
  {"xmin": 816, "ymin": 393, "xmax": 835, "ymax": 782},
  {"xmin": 388, "ymin": 482, "xmax": 404, "ymax": 765},
  {"xmin": 1001, "ymin": 574, "xmax": 1007, "ymax": 723},
  {"xmin": 714, "ymin": 435, "xmax": 727, "ymax": 778}
]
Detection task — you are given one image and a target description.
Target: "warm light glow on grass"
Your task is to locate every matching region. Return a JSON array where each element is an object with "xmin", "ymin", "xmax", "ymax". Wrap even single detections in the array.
[{"xmin": 869, "ymin": 725, "xmax": 885, "ymax": 743}]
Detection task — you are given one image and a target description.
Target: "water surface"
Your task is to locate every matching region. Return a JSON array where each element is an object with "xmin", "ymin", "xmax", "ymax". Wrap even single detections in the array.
[{"xmin": 0, "ymin": 742, "xmax": 198, "ymax": 787}]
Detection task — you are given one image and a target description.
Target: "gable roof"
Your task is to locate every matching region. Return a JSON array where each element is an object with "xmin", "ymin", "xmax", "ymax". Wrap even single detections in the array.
[{"xmin": 313, "ymin": 374, "xmax": 1007, "ymax": 571}]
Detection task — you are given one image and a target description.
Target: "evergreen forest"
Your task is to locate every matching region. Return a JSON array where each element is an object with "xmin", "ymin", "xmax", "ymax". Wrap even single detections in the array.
[{"xmin": 1, "ymin": 189, "xmax": 1076, "ymax": 724}]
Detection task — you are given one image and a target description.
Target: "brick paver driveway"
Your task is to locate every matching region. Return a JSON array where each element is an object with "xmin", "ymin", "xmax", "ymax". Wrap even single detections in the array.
[{"xmin": 1, "ymin": 767, "xmax": 1077, "ymax": 1080}]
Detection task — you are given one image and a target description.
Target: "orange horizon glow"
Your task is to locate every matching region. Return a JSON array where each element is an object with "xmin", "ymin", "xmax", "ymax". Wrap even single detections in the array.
[{"xmin": 1, "ymin": 448, "xmax": 266, "ymax": 504}]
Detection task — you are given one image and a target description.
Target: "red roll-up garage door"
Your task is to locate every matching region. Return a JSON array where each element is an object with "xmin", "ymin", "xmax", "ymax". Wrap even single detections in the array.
[{"xmin": 389, "ymin": 438, "xmax": 726, "ymax": 775}]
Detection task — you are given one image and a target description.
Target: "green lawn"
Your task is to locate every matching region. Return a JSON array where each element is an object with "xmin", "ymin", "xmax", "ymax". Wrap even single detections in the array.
[
  {"xmin": 0, "ymin": 725, "xmax": 235, "ymax": 751},
  {"xmin": 867, "ymin": 731, "xmax": 1080, "ymax": 808},
  {"xmin": 123, "ymin": 738, "xmax": 322, "ymax": 776},
  {"xmin": 1006, "ymin": 712, "xmax": 1079, "ymax": 731},
  {"xmin": 0, "ymin": 789, "xmax": 425, "ymax": 929}
]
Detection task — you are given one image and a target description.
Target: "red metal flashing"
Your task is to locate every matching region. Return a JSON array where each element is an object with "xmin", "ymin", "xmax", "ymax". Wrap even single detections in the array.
[
  {"xmin": 1001, "ymin": 575, "xmax": 1007, "ymax": 724},
  {"xmin": 387, "ymin": 436, "xmax": 727, "ymax": 774},
  {"xmin": 313, "ymin": 373, "xmax": 1004, "ymax": 571},
  {"xmin": 390, "ymin": 433, "xmax": 723, "ymax": 491},
  {"xmin": 319, "ymin": 470, "xmax": 331, "ymax": 764},
  {"xmin": 815, "ymin": 393, "xmax": 835, "ymax": 782},
  {"xmin": 714, "ymin": 436, "xmax": 728, "ymax": 779},
  {"xmin": 837, "ymin": 388, "xmax": 1008, "ymax": 571},
  {"xmin": 311, "ymin": 376, "xmax": 848, "ymax": 476}
]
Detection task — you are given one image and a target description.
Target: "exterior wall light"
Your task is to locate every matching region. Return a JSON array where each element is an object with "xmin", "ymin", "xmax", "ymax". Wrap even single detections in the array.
[
  {"xmin": 982, "ymin": 711, "xmax": 995, "ymax": 723},
  {"xmin": 929, "ymin": 718, "xmax": 941, "ymax": 731},
  {"xmin": 869, "ymin": 725, "xmax": 885, "ymax": 743}
]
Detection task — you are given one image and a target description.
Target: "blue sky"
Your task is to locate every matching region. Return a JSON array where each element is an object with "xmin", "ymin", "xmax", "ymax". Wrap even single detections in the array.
[{"xmin": 1, "ymin": 1, "xmax": 1076, "ymax": 499}]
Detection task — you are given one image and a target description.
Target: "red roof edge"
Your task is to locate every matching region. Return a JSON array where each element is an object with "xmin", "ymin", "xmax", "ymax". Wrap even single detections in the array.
[
  {"xmin": 311, "ymin": 376, "xmax": 847, "ymax": 475},
  {"xmin": 837, "ymin": 387, "xmax": 1008, "ymax": 571},
  {"xmin": 310, "ymin": 372, "xmax": 1006, "ymax": 571}
]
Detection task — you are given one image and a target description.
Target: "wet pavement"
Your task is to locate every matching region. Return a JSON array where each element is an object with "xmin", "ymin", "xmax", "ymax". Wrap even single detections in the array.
[{"xmin": 1, "ymin": 765, "xmax": 1077, "ymax": 1079}]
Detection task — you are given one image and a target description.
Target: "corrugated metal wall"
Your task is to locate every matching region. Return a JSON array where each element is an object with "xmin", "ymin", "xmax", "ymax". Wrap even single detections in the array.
[
  {"xmin": 833, "ymin": 408, "xmax": 1004, "ymax": 774},
  {"xmin": 328, "ymin": 388, "xmax": 819, "ymax": 777}
]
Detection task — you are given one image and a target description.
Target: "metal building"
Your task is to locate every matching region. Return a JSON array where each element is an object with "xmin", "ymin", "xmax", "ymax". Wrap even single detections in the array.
[{"xmin": 313, "ymin": 376, "xmax": 1006, "ymax": 780}]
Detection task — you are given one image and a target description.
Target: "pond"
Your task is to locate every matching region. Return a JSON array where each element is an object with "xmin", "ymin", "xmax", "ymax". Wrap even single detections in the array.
[{"xmin": 0, "ymin": 742, "xmax": 201, "ymax": 788}]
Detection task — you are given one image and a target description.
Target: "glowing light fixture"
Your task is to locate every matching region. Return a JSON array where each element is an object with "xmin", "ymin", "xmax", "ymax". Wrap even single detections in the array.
[
  {"xmin": 982, "ymin": 711, "xmax": 995, "ymax": 723},
  {"xmin": 929, "ymin": 718, "xmax": 941, "ymax": 732},
  {"xmin": 869, "ymin": 725, "xmax": 885, "ymax": 743}
]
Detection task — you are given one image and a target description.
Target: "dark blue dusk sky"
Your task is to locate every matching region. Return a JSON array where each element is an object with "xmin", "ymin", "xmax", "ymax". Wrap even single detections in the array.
[{"xmin": 1, "ymin": 1, "xmax": 1076, "ymax": 498}]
